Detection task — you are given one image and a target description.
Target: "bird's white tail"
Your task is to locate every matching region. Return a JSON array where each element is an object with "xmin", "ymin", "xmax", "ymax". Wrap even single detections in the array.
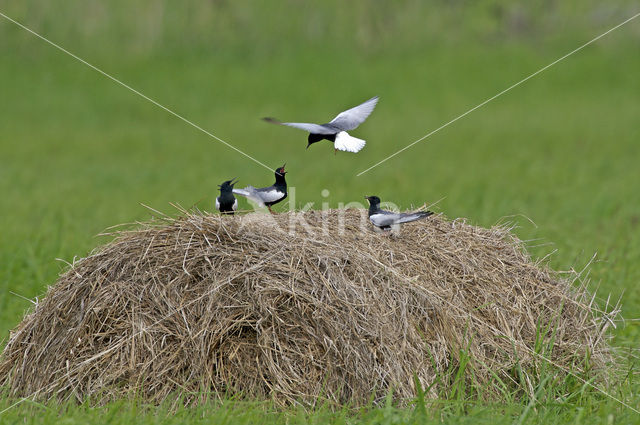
[{"xmin": 334, "ymin": 131, "xmax": 366, "ymax": 153}]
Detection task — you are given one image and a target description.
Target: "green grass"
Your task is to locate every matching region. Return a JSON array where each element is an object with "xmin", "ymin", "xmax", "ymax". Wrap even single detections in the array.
[
  {"xmin": 1, "ymin": 1, "xmax": 640, "ymax": 423},
  {"xmin": 2, "ymin": 392, "xmax": 640, "ymax": 425}
]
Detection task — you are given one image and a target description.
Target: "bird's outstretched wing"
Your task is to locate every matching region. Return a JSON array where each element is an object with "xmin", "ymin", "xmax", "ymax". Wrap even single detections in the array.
[
  {"xmin": 329, "ymin": 96, "xmax": 379, "ymax": 131},
  {"xmin": 395, "ymin": 211, "xmax": 434, "ymax": 224},
  {"xmin": 263, "ymin": 117, "xmax": 334, "ymax": 135},
  {"xmin": 233, "ymin": 186, "xmax": 266, "ymax": 207},
  {"xmin": 334, "ymin": 132, "xmax": 366, "ymax": 153}
]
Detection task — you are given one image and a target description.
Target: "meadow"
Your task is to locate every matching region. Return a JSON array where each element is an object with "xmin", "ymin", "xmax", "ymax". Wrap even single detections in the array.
[{"xmin": 1, "ymin": 1, "xmax": 639, "ymax": 423}]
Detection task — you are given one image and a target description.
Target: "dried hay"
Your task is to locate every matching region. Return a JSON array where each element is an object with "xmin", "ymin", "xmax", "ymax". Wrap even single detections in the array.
[{"xmin": 0, "ymin": 209, "xmax": 619, "ymax": 406}]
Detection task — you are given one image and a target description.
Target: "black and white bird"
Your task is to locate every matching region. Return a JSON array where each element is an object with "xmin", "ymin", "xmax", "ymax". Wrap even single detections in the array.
[
  {"xmin": 263, "ymin": 96, "xmax": 379, "ymax": 153},
  {"xmin": 365, "ymin": 196, "xmax": 433, "ymax": 233},
  {"xmin": 216, "ymin": 178, "xmax": 238, "ymax": 215},
  {"xmin": 233, "ymin": 164, "xmax": 288, "ymax": 214}
]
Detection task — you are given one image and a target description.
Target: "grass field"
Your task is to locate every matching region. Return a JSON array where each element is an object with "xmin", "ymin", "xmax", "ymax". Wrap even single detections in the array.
[{"xmin": 1, "ymin": 1, "xmax": 640, "ymax": 423}]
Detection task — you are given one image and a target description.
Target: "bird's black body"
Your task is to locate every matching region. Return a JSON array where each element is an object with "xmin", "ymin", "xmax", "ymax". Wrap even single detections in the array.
[
  {"xmin": 365, "ymin": 195, "xmax": 433, "ymax": 232},
  {"xmin": 216, "ymin": 178, "xmax": 238, "ymax": 215},
  {"xmin": 307, "ymin": 132, "xmax": 336, "ymax": 149}
]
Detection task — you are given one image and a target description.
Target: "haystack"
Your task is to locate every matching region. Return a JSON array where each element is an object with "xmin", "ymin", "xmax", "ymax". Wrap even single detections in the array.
[{"xmin": 0, "ymin": 209, "xmax": 618, "ymax": 406}]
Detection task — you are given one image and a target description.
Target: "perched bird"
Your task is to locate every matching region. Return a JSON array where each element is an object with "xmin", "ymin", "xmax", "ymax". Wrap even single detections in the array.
[
  {"xmin": 233, "ymin": 164, "xmax": 288, "ymax": 213},
  {"xmin": 216, "ymin": 178, "xmax": 238, "ymax": 215},
  {"xmin": 263, "ymin": 96, "xmax": 379, "ymax": 153},
  {"xmin": 365, "ymin": 196, "xmax": 433, "ymax": 232}
]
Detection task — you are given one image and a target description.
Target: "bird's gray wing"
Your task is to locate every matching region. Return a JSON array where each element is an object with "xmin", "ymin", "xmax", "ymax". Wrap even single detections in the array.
[
  {"xmin": 263, "ymin": 117, "xmax": 335, "ymax": 135},
  {"xmin": 232, "ymin": 187, "xmax": 252, "ymax": 197},
  {"xmin": 232, "ymin": 186, "xmax": 265, "ymax": 207},
  {"xmin": 369, "ymin": 211, "xmax": 401, "ymax": 227},
  {"xmin": 329, "ymin": 96, "xmax": 379, "ymax": 131},
  {"xmin": 255, "ymin": 186, "xmax": 285, "ymax": 203},
  {"xmin": 395, "ymin": 211, "xmax": 433, "ymax": 224}
]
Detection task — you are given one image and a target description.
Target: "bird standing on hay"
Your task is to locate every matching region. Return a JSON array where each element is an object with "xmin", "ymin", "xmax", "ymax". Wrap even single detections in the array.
[
  {"xmin": 365, "ymin": 196, "xmax": 434, "ymax": 233},
  {"xmin": 233, "ymin": 164, "xmax": 287, "ymax": 214},
  {"xmin": 263, "ymin": 96, "xmax": 379, "ymax": 154},
  {"xmin": 216, "ymin": 178, "xmax": 238, "ymax": 215}
]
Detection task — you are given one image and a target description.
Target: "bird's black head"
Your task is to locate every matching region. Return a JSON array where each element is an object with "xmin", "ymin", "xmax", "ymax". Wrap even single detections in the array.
[
  {"xmin": 307, "ymin": 133, "xmax": 324, "ymax": 149},
  {"xmin": 365, "ymin": 195, "xmax": 381, "ymax": 207},
  {"xmin": 218, "ymin": 177, "xmax": 238, "ymax": 192},
  {"xmin": 275, "ymin": 163, "xmax": 287, "ymax": 177}
]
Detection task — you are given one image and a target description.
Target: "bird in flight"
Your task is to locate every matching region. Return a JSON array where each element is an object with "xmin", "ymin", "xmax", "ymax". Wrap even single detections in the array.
[
  {"xmin": 233, "ymin": 164, "xmax": 288, "ymax": 214},
  {"xmin": 263, "ymin": 96, "xmax": 379, "ymax": 153},
  {"xmin": 365, "ymin": 195, "xmax": 433, "ymax": 233},
  {"xmin": 216, "ymin": 178, "xmax": 238, "ymax": 215}
]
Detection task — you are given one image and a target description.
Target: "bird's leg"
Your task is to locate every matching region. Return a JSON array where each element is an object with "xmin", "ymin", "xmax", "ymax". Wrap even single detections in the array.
[
  {"xmin": 334, "ymin": 148, "xmax": 337, "ymax": 156},
  {"xmin": 267, "ymin": 206, "xmax": 275, "ymax": 214}
]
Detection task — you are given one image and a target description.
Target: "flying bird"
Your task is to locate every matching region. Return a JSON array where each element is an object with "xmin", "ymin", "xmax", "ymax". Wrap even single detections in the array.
[
  {"xmin": 365, "ymin": 195, "xmax": 433, "ymax": 233},
  {"xmin": 216, "ymin": 178, "xmax": 238, "ymax": 215},
  {"xmin": 263, "ymin": 96, "xmax": 379, "ymax": 153},
  {"xmin": 233, "ymin": 164, "xmax": 288, "ymax": 214}
]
